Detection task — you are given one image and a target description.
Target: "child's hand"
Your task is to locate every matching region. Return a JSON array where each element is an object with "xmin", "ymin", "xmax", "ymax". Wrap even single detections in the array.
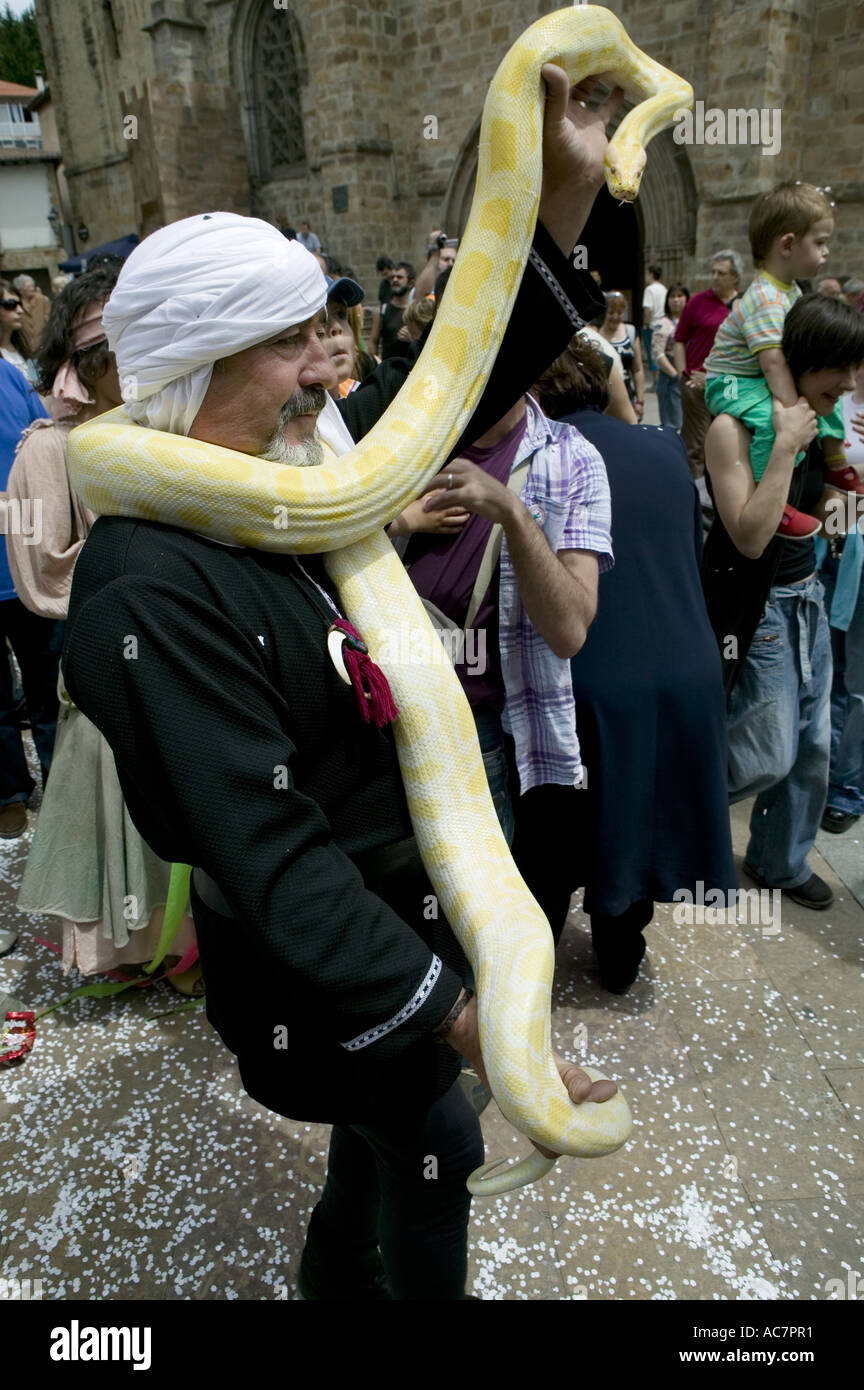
[
  {"xmin": 773, "ymin": 397, "xmax": 817, "ymax": 455},
  {"xmin": 851, "ymin": 408, "xmax": 864, "ymax": 446},
  {"xmin": 389, "ymin": 492, "xmax": 470, "ymax": 536}
]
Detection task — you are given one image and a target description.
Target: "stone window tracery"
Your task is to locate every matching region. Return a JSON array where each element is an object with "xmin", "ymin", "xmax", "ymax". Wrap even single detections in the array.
[{"xmin": 253, "ymin": 2, "xmax": 306, "ymax": 179}]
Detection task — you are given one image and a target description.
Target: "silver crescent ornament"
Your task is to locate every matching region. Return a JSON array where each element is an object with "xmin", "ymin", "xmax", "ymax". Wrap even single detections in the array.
[{"xmin": 327, "ymin": 625, "xmax": 352, "ymax": 684}]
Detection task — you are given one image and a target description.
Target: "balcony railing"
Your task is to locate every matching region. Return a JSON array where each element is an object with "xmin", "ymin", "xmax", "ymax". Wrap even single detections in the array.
[{"xmin": 0, "ymin": 117, "xmax": 42, "ymax": 149}]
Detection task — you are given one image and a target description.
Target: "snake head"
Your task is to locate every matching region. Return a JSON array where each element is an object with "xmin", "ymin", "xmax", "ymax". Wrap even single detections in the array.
[{"xmin": 604, "ymin": 144, "xmax": 647, "ymax": 203}]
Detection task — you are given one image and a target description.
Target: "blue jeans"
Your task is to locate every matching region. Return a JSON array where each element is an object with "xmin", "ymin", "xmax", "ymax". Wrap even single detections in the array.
[
  {"xmin": 657, "ymin": 371, "xmax": 682, "ymax": 430},
  {"xmin": 820, "ymin": 553, "xmax": 864, "ymax": 815},
  {"xmin": 472, "ymin": 707, "xmax": 515, "ymax": 845},
  {"xmin": 641, "ymin": 326, "xmax": 655, "ymax": 374},
  {"xmin": 727, "ymin": 575, "xmax": 831, "ymax": 888}
]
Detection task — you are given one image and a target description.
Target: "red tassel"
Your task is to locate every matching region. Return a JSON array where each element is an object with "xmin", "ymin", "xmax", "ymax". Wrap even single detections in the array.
[{"xmin": 331, "ymin": 618, "xmax": 399, "ymax": 728}]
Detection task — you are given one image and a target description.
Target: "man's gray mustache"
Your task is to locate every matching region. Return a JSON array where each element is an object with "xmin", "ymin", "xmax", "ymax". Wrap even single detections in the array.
[{"xmin": 281, "ymin": 389, "xmax": 327, "ymax": 418}]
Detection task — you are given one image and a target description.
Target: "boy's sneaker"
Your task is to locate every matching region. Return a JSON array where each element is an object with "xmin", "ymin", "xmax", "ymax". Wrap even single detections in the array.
[
  {"xmin": 823, "ymin": 463, "xmax": 864, "ymax": 495},
  {"xmin": 776, "ymin": 504, "xmax": 820, "ymax": 539}
]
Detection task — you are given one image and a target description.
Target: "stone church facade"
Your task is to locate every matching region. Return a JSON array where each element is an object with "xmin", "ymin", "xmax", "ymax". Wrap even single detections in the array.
[{"xmin": 33, "ymin": 0, "xmax": 864, "ymax": 308}]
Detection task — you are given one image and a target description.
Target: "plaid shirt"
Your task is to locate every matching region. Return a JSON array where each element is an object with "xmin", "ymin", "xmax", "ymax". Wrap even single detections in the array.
[{"xmin": 500, "ymin": 397, "xmax": 612, "ymax": 792}]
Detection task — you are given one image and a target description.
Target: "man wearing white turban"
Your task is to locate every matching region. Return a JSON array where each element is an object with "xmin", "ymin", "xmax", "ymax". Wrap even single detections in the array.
[
  {"xmin": 62, "ymin": 70, "xmax": 621, "ymax": 1301},
  {"xmin": 103, "ymin": 210, "xmax": 335, "ymax": 443}
]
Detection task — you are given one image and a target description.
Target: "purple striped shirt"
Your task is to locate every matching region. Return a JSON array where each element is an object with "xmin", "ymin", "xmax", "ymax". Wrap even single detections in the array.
[{"xmin": 500, "ymin": 396, "xmax": 612, "ymax": 791}]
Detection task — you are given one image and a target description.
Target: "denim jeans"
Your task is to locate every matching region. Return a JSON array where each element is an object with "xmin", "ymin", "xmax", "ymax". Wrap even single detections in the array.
[
  {"xmin": 316, "ymin": 1078, "xmax": 484, "ymax": 1299},
  {"xmin": 0, "ymin": 598, "xmax": 64, "ymax": 805},
  {"xmin": 657, "ymin": 371, "xmax": 682, "ymax": 431},
  {"xmin": 472, "ymin": 707, "xmax": 516, "ymax": 846},
  {"xmin": 820, "ymin": 553, "xmax": 864, "ymax": 815},
  {"xmin": 727, "ymin": 574, "xmax": 831, "ymax": 888}
]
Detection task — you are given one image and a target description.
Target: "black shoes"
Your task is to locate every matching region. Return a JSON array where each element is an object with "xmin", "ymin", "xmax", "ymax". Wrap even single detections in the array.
[
  {"xmin": 0, "ymin": 803, "xmax": 27, "ymax": 839},
  {"xmin": 744, "ymin": 865, "xmax": 834, "ymax": 911},
  {"xmin": 821, "ymin": 808, "xmax": 860, "ymax": 835},
  {"xmin": 593, "ymin": 933, "xmax": 646, "ymax": 994},
  {"xmin": 297, "ymin": 1206, "xmax": 391, "ymax": 1301},
  {"xmin": 785, "ymin": 873, "xmax": 834, "ymax": 910}
]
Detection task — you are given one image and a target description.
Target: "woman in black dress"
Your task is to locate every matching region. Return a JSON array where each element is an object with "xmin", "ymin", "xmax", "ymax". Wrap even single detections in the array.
[{"xmin": 515, "ymin": 337, "xmax": 738, "ymax": 991}]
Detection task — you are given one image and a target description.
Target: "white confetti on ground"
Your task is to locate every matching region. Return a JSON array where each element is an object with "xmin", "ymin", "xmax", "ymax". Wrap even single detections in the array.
[{"xmin": 2, "ymin": 734, "xmax": 863, "ymax": 1300}]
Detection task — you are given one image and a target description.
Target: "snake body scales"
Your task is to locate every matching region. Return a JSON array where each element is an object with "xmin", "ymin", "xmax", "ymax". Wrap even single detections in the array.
[{"xmin": 67, "ymin": 7, "xmax": 693, "ymax": 1195}]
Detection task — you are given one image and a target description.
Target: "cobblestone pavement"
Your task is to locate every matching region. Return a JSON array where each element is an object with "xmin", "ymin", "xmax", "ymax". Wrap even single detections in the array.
[{"xmin": 2, "ymin": 730, "xmax": 863, "ymax": 1302}]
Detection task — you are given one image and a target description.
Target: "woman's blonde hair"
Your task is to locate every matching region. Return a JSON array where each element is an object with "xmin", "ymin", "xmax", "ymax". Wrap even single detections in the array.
[{"xmin": 402, "ymin": 296, "xmax": 436, "ymax": 332}]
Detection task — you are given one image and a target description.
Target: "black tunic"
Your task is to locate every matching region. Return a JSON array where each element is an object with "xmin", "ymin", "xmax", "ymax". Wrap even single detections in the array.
[
  {"xmin": 62, "ymin": 228, "xmax": 605, "ymax": 1123},
  {"xmin": 564, "ymin": 413, "xmax": 737, "ymax": 918}
]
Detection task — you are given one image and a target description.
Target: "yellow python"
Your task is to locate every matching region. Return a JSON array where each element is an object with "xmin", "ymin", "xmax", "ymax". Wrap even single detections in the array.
[{"xmin": 67, "ymin": 6, "xmax": 692, "ymax": 1195}]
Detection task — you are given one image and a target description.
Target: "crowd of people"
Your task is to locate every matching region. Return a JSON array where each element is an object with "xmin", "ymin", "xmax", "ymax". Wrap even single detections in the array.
[{"xmin": 1, "ymin": 70, "xmax": 863, "ymax": 1298}]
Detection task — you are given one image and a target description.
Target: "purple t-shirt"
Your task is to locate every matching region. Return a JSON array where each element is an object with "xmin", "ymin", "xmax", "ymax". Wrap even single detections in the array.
[{"xmin": 406, "ymin": 412, "xmax": 528, "ymax": 711}]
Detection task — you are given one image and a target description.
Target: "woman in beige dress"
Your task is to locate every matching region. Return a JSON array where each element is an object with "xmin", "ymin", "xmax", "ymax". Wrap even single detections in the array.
[{"xmin": 5, "ymin": 266, "xmax": 197, "ymax": 985}]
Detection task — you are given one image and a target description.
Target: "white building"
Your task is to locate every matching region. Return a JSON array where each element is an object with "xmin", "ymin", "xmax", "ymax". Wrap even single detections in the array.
[{"xmin": 0, "ymin": 77, "xmax": 66, "ymax": 290}]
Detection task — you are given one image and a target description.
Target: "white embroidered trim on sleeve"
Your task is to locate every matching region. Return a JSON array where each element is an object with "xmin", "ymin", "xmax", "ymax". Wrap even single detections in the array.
[{"xmin": 340, "ymin": 955, "xmax": 443, "ymax": 1051}]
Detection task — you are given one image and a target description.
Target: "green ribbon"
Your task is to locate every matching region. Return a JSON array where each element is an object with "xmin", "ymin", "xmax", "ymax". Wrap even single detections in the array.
[
  {"xmin": 143, "ymin": 862, "xmax": 192, "ymax": 974},
  {"xmin": 36, "ymin": 977, "xmax": 147, "ymax": 1020}
]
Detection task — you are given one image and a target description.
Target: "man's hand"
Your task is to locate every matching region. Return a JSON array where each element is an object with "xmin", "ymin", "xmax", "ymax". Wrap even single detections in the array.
[
  {"xmin": 538, "ymin": 67, "xmax": 624, "ymax": 255},
  {"xmin": 420, "ymin": 457, "xmax": 516, "ymax": 525},
  {"xmin": 423, "ymin": 456, "xmax": 598, "ymax": 658},
  {"xmin": 850, "ymin": 407, "xmax": 864, "ymax": 445},
  {"xmin": 540, "ymin": 68, "xmax": 624, "ymax": 196},
  {"xmin": 388, "ymin": 491, "xmax": 470, "ymax": 537},
  {"xmin": 687, "ymin": 370, "xmax": 707, "ymax": 390},
  {"xmin": 773, "ymin": 397, "xmax": 818, "ymax": 456},
  {"xmin": 446, "ymin": 993, "xmax": 618, "ymax": 1158}
]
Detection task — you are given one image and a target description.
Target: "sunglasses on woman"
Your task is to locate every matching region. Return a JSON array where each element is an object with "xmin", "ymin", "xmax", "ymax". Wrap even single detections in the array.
[{"xmin": 1, "ymin": 298, "xmax": 22, "ymax": 311}]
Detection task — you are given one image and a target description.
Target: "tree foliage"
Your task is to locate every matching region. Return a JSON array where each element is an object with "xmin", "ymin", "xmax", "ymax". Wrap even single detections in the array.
[{"xmin": 0, "ymin": 4, "xmax": 45, "ymax": 90}]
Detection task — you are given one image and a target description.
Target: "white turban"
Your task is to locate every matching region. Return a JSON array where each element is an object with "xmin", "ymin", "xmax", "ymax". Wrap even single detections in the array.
[{"xmin": 103, "ymin": 211, "xmax": 328, "ymax": 436}]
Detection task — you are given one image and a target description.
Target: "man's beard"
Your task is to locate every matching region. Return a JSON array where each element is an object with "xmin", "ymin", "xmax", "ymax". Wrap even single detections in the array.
[{"xmin": 262, "ymin": 387, "xmax": 327, "ymax": 465}]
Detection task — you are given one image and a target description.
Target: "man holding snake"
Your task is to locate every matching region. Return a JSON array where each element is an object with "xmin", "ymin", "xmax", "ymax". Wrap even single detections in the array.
[{"xmin": 61, "ymin": 68, "xmax": 621, "ymax": 1300}]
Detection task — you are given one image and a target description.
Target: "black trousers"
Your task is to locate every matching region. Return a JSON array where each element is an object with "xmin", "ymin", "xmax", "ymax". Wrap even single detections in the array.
[
  {"xmin": 512, "ymin": 783, "xmax": 653, "ymax": 955},
  {"xmin": 190, "ymin": 847, "xmax": 482, "ymax": 1299},
  {"xmin": 316, "ymin": 1079, "xmax": 484, "ymax": 1299},
  {"xmin": 0, "ymin": 598, "xmax": 63, "ymax": 804},
  {"xmin": 512, "ymin": 783, "xmax": 581, "ymax": 943}
]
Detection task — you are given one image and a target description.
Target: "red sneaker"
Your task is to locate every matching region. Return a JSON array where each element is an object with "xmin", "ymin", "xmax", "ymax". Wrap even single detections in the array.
[
  {"xmin": 776, "ymin": 504, "xmax": 820, "ymax": 539},
  {"xmin": 823, "ymin": 463, "xmax": 864, "ymax": 495}
]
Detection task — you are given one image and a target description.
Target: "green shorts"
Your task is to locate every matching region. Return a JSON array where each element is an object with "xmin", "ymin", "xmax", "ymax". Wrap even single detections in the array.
[{"xmin": 705, "ymin": 373, "xmax": 844, "ymax": 481}]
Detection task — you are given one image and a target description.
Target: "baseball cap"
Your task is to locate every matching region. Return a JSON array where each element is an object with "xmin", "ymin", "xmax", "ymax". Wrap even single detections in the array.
[{"xmin": 325, "ymin": 273, "xmax": 364, "ymax": 306}]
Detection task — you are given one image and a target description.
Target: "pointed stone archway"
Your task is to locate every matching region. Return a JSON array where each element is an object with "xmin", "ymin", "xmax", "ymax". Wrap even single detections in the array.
[{"xmin": 442, "ymin": 117, "xmax": 697, "ymax": 324}]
